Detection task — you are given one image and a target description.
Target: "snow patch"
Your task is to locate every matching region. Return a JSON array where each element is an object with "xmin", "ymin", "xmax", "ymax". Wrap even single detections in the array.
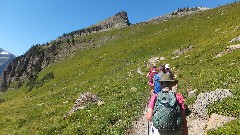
[{"xmin": 0, "ymin": 51, "xmax": 9, "ymax": 55}]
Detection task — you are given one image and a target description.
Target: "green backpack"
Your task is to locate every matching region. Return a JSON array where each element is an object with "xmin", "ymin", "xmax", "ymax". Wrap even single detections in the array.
[{"xmin": 152, "ymin": 91, "xmax": 183, "ymax": 132}]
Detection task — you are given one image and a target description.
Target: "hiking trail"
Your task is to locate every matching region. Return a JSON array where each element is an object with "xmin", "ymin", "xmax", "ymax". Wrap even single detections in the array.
[{"xmin": 129, "ymin": 89, "xmax": 236, "ymax": 135}]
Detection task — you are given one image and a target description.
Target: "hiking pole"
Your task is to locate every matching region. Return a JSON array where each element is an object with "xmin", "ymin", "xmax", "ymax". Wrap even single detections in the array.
[
  {"xmin": 148, "ymin": 121, "xmax": 149, "ymax": 135},
  {"xmin": 147, "ymin": 93, "xmax": 151, "ymax": 135}
]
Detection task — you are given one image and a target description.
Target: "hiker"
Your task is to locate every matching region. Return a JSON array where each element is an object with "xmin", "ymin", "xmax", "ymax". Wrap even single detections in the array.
[
  {"xmin": 158, "ymin": 65, "xmax": 165, "ymax": 78},
  {"xmin": 146, "ymin": 65, "xmax": 157, "ymax": 95},
  {"xmin": 164, "ymin": 64, "xmax": 172, "ymax": 73},
  {"xmin": 146, "ymin": 73, "xmax": 188, "ymax": 135},
  {"xmin": 153, "ymin": 65, "xmax": 165, "ymax": 94}
]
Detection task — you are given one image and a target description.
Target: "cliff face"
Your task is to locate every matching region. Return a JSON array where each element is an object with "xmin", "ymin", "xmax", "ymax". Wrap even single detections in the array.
[
  {"xmin": 0, "ymin": 11, "xmax": 130, "ymax": 90},
  {"xmin": 58, "ymin": 11, "xmax": 130, "ymax": 40}
]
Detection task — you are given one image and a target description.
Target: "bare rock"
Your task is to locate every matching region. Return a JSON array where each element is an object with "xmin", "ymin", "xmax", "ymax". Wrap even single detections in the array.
[
  {"xmin": 187, "ymin": 116, "xmax": 208, "ymax": 135},
  {"xmin": 187, "ymin": 113, "xmax": 236, "ymax": 135},
  {"xmin": 191, "ymin": 89, "xmax": 233, "ymax": 119},
  {"xmin": 147, "ymin": 57, "xmax": 160, "ymax": 67},
  {"xmin": 229, "ymin": 36, "xmax": 240, "ymax": 42},
  {"xmin": 97, "ymin": 100, "xmax": 105, "ymax": 106},
  {"xmin": 58, "ymin": 11, "xmax": 130, "ymax": 40},
  {"xmin": 159, "ymin": 57, "xmax": 165, "ymax": 61},
  {"xmin": 215, "ymin": 44, "xmax": 240, "ymax": 58},
  {"xmin": 172, "ymin": 46, "xmax": 193, "ymax": 56},
  {"xmin": 206, "ymin": 113, "xmax": 236, "ymax": 130},
  {"xmin": 64, "ymin": 92, "xmax": 103, "ymax": 118},
  {"xmin": 147, "ymin": 7, "xmax": 209, "ymax": 23}
]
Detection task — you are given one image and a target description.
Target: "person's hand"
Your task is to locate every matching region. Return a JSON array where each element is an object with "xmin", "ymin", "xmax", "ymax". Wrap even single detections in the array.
[{"xmin": 146, "ymin": 108, "xmax": 153, "ymax": 121}]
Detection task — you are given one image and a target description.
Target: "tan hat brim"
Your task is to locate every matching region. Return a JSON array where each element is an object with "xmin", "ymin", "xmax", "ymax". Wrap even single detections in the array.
[{"xmin": 158, "ymin": 80, "xmax": 175, "ymax": 82}]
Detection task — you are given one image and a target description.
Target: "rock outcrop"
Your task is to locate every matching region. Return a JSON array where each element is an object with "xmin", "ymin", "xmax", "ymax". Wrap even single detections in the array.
[
  {"xmin": 215, "ymin": 44, "xmax": 240, "ymax": 58},
  {"xmin": 64, "ymin": 92, "xmax": 104, "ymax": 119},
  {"xmin": 229, "ymin": 35, "xmax": 240, "ymax": 42},
  {"xmin": 206, "ymin": 113, "xmax": 236, "ymax": 130},
  {"xmin": 146, "ymin": 57, "xmax": 160, "ymax": 68},
  {"xmin": 187, "ymin": 89, "xmax": 235, "ymax": 134},
  {"xmin": 147, "ymin": 7, "xmax": 209, "ymax": 23},
  {"xmin": 172, "ymin": 46, "xmax": 193, "ymax": 56},
  {"xmin": 191, "ymin": 89, "xmax": 233, "ymax": 119},
  {"xmin": 58, "ymin": 11, "xmax": 130, "ymax": 40}
]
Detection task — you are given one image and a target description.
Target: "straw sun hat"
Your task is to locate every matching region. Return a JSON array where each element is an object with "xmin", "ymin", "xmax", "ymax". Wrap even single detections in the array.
[{"xmin": 159, "ymin": 73, "xmax": 175, "ymax": 82}]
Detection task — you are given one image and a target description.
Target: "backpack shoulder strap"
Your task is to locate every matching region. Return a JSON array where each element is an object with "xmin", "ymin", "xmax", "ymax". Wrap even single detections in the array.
[{"xmin": 154, "ymin": 74, "xmax": 160, "ymax": 81}]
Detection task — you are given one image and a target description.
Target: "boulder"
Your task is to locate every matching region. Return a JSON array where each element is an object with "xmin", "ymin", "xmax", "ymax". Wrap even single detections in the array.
[
  {"xmin": 64, "ymin": 92, "xmax": 104, "ymax": 118},
  {"xmin": 191, "ymin": 89, "xmax": 233, "ymax": 119}
]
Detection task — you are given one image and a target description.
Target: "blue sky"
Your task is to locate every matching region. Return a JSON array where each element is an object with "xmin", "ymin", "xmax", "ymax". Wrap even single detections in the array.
[{"xmin": 0, "ymin": 0, "xmax": 239, "ymax": 56}]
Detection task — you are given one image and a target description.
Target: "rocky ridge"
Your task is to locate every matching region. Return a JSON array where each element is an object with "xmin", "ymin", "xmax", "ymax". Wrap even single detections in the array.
[
  {"xmin": 0, "ymin": 11, "xmax": 130, "ymax": 90},
  {"xmin": 58, "ymin": 11, "xmax": 130, "ymax": 40},
  {"xmin": 147, "ymin": 7, "xmax": 209, "ymax": 23}
]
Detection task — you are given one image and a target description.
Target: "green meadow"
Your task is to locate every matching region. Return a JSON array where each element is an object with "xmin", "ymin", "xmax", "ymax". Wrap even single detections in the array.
[{"xmin": 1, "ymin": 2, "xmax": 240, "ymax": 134}]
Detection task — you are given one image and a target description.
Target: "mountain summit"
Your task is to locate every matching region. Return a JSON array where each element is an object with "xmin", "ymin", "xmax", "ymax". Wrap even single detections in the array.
[
  {"xmin": 58, "ymin": 11, "xmax": 130, "ymax": 40},
  {"xmin": 0, "ymin": 48, "xmax": 15, "ymax": 76}
]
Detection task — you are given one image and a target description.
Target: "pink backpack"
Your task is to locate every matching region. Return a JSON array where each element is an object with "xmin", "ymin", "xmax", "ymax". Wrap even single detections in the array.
[{"xmin": 147, "ymin": 67, "xmax": 157, "ymax": 81}]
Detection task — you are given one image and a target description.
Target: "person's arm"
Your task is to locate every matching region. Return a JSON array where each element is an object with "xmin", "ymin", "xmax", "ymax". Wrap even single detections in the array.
[
  {"xmin": 181, "ymin": 110, "xmax": 188, "ymax": 135},
  {"xmin": 146, "ymin": 108, "xmax": 153, "ymax": 121},
  {"xmin": 176, "ymin": 93, "xmax": 188, "ymax": 135},
  {"xmin": 146, "ymin": 72, "xmax": 150, "ymax": 77},
  {"xmin": 146, "ymin": 94, "xmax": 157, "ymax": 121}
]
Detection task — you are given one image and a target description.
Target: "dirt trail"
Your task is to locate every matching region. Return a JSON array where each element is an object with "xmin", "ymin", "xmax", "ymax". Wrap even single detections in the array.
[
  {"xmin": 129, "ymin": 89, "xmax": 236, "ymax": 135},
  {"xmin": 129, "ymin": 109, "xmax": 203, "ymax": 135},
  {"xmin": 129, "ymin": 105, "xmax": 149, "ymax": 135}
]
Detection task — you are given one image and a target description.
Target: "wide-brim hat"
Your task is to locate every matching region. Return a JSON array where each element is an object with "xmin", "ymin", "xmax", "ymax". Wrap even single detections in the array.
[{"xmin": 159, "ymin": 73, "xmax": 175, "ymax": 82}]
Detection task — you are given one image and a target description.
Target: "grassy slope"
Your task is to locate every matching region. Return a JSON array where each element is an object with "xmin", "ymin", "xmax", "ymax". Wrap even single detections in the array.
[{"xmin": 0, "ymin": 2, "xmax": 240, "ymax": 135}]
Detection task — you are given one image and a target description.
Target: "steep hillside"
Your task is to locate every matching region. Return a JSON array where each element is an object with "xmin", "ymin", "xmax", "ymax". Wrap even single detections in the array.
[
  {"xmin": 0, "ymin": 2, "xmax": 240, "ymax": 135},
  {"xmin": 0, "ymin": 11, "xmax": 130, "ymax": 91},
  {"xmin": 147, "ymin": 6, "xmax": 209, "ymax": 22}
]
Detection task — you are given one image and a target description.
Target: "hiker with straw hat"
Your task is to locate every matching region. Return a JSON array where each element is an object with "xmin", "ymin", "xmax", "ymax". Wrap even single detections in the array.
[{"xmin": 146, "ymin": 73, "xmax": 188, "ymax": 135}]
